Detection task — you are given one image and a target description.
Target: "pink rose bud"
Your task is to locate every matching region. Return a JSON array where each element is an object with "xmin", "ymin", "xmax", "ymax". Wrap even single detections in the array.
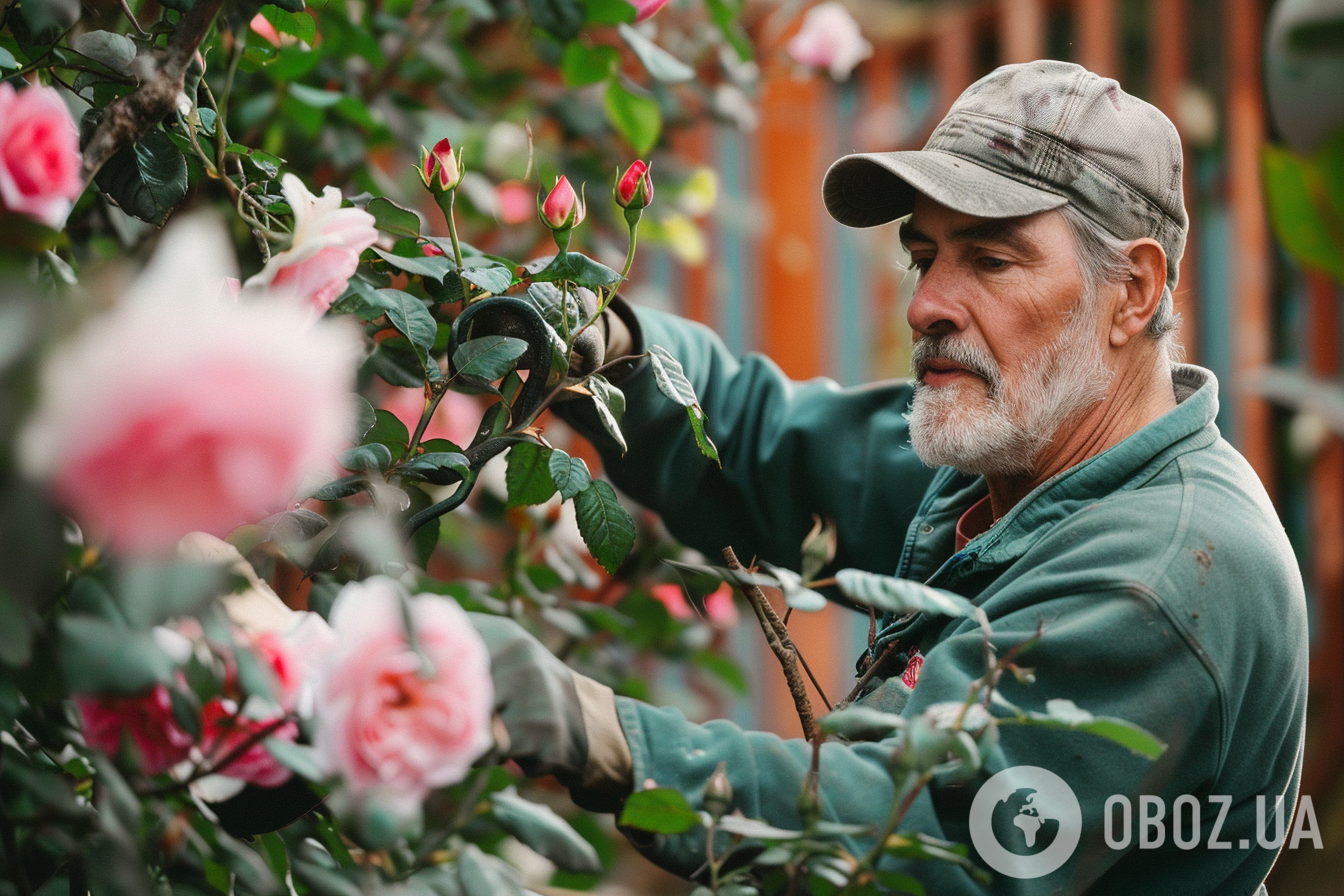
[
  {"xmin": 539, "ymin": 175, "xmax": 585, "ymax": 230},
  {"xmin": 614, "ymin": 160, "xmax": 654, "ymax": 210},
  {"xmin": 630, "ymin": 0, "xmax": 671, "ymax": 23},
  {"xmin": 0, "ymin": 82, "xmax": 83, "ymax": 230},
  {"xmin": 421, "ymin": 242, "xmax": 446, "ymax": 257},
  {"xmin": 199, "ymin": 698, "xmax": 299, "ymax": 788},
  {"xmin": 311, "ymin": 577, "xmax": 494, "ymax": 808},
  {"xmin": 75, "ymin": 685, "xmax": 195, "ymax": 775},
  {"xmin": 244, "ymin": 174, "xmax": 380, "ymax": 317},
  {"xmin": 418, "ymin": 137, "xmax": 463, "ymax": 193}
]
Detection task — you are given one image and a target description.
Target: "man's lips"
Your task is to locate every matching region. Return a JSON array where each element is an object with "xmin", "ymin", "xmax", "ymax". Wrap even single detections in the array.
[{"xmin": 920, "ymin": 359, "xmax": 982, "ymax": 386}]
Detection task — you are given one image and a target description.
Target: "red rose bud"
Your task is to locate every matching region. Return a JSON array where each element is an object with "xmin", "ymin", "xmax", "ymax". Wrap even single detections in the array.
[
  {"xmin": 422, "ymin": 242, "xmax": 447, "ymax": 257},
  {"xmin": 419, "ymin": 138, "xmax": 462, "ymax": 192},
  {"xmin": 615, "ymin": 160, "xmax": 653, "ymax": 210},
  {"xmin": 539, "ymin": 175, "xmax": 584, "ymax": 230}
]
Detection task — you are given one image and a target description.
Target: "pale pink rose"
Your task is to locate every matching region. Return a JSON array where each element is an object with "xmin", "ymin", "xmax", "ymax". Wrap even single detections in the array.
[
  {"xmin": 630, "ymin": 0, "xmax": 671, "ymax": 23},
  {"xmin": 650, "ymin": 583, "xmax": 696, "ymax": 620},
  {"xmin": 18, "ymin": 215, "xmax": 361, "ymax": 556},
  {"xmin": 199, "ymin": 697, "xmax": 298, "ymax": 787},
  {"xmin": 786, "ymin": 2, "xmax": 874, "ymax": 81},
  {"xmin": 651, "ymin": 582, "xmax": 739, "ymax": 627},
  {"xmin": 312, "ymin": 577, "xmax": 493, "ymax": 807},
  {"xmin": 495, "ymin": 180, "xmax": 534, "ymax": 225},
  {"xmin": 244, "ymin": 174, "xmax": 379, "ymax": 317},
  {"xmin": 0, "ymin": 82, "xmax": 83, "ymax": 229},
  {"xmin": 75, "ymin": 685, "xmax": 195, "ymax": 775},
  {"xmin": 252, "ymin": 611, "xmax": 337, "ymax": 716}
]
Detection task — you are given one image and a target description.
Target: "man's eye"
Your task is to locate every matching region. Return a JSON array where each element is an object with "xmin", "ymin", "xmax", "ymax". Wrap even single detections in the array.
[
  {"xmin": 908, "ymin": 256, "xmax": 933, "ymax": 275},
  {"xmin": 978, "ymin": 256, "xmax": 1010, "ymax": 270}
]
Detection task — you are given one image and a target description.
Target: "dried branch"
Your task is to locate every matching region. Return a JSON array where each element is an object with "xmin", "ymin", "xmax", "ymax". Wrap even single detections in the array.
[
  {"xmin": 79, "ymin": 0, "xmax": 225, "ymax": 189},
  {"xmin": 723, "ymin": 546, "xmax": 816, "ymax": 739}
]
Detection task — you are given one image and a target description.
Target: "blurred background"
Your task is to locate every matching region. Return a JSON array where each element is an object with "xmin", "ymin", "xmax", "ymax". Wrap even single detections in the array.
[{"xmin": 613, "ymin": 0, "xmax": 1344, "ymax": 890}]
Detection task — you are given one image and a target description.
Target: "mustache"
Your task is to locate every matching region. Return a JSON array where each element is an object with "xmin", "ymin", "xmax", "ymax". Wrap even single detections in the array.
[{"xmin": 911, "ymin": 336, "xmax": 1001, "ymax": 389}]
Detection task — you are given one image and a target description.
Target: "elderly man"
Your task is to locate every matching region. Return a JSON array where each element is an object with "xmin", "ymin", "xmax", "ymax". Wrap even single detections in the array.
[{"xmin": 476, "ymin": 60, "xmax": 1308, "ymax": 894}]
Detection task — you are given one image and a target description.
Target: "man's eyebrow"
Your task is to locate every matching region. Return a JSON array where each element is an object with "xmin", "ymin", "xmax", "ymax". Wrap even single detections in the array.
[
  {"xmin": 899, "ymin": 217, "xmax": 1037, "ymax": 255},
  {"xmin": 898, "ymin": 221, "xmax": 931, "ymax": 248}
]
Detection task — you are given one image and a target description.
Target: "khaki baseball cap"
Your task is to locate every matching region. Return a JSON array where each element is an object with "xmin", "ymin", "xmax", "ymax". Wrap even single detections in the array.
[{"xmin": 823, "ymin": 60, "xmax": 1188, "ymax": 287}]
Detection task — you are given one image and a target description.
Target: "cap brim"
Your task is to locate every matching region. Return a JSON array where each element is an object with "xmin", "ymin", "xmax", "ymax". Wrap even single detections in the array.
[{"xmin": 822, "ymin": 150, "xmax": 1068, "ymax": 227}]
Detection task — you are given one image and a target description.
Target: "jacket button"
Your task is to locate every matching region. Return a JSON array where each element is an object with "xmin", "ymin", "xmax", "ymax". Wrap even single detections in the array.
[{"xmin": 919, "ymin": 524, "xmax": 934, "ymax": 535}]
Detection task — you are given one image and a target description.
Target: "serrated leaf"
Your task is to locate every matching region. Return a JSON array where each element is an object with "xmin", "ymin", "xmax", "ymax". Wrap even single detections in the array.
[
  {"xmin": 618, "ymin": 787, "xmax": 701, "ymax": 834},
  {"xmin": 367, "ymin": 197, "xmax": 421, "ymax": 239},
  {"xmin": 528, "ymin": 252, "xmax": 623, "ymax": 290},
  {"xmin": 71, "ymin": 30, "xmax": 136, "ymax": 73},
  {"xmin": 604, "ymin": 79, "xmax": 662, "ymax": 156},
  {"xmin": 688, "ymin": 404, "xmax": 720, "ymax": 466},
  {"xmin": 490, "ymin": 788, "xmax": 601, "ymax": 872},
  {"xmin": 587, "ymin": 374, "xmax": 628, "ymax": 454},
  {"xmin": 835, "ymin": 569, "xmax": 975, "ymax": 618},
  {"xmin": 548, "ymin": 449, "xmax": 592, "ymax": 499},
  {"xmin": 505, "ymin": 442, "xmax": 557, "ymax": 507},
  {"xmin": 372, "ymin": 247, "xmax": 458, "ymax": 281},
  {"xmin": 397, "ymin": 452, "xmax": 470, "ymax": 485},
  {"xmin": 377, "ymin": 291, "xmax": 438, "ymax": 372},
  {"xmin": 646, "ymin": 345, "xmax": 698, "ymax": 407},
  {"xmin": 618, "ymin": 23, "xmax": 694, "ymax": 82},
  {"xmin": 453, "ymin": 334, "xmax": 528, "ymax": 381},
  {"xmin": 460, "ymin": 261, "xmax": 513, "ymax": 295},
  {"xmin": 58, "ymin": 616, "xmax": 175, "ymax": 695},
  {"xmin": 573, "ymin": 480, "xmax": 635, "ymax": 574},
  {"xmin": 819, "ymin": 706, "xmax": 907, "ymax": 741}
]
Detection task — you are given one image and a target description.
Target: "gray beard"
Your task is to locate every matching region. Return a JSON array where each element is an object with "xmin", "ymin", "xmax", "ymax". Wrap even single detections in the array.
[{"xmin": 907, "ymin": 307, "xmax": 1114, "ymax": 477}]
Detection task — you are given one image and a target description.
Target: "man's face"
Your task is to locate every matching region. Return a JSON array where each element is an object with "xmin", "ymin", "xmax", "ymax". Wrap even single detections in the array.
[{"xmin": 901, "ymin": 196, "xmax": 1114, "ymax": 476}]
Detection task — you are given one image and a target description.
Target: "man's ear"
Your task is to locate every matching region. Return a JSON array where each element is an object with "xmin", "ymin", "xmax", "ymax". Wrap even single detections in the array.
[{"xmin": 1110, "ymin": 238, "xmax": 1167, "ymax": 348}]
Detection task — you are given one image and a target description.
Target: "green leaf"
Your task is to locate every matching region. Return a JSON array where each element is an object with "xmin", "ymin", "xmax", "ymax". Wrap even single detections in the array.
[
  {"xmin": 688, "ymin": 404, "xmax": 720, "ymax": 466},
  {"xmin": 117, "ymin": 561, "xmax": 231, "ymax": 628},
  {"xmin": 604, "ymin": 78, "xmax": 662, "ymax": 156},
  {"xmin": 261, "ymin": 6, "xmax": 318, "ymax": 44},
  {"xmin": 875, "ymin": 871, "xmax": 927, "ymax": 896},
  {"xmin": 1263, "ymin": 142, "xmax": 1344, "ymax": 280},
  {"xmin": 618, "ymin": 23, "xmax": 694, "ymax": 82},
  {"xmin": 562, "ymin": 42, "xmax": 620, "ymax": 87},
  {"xmin": 365, "ymin": 408, "xmax": 410, "ymax": 455},
  {"xmin": 691, "ymin": 649, "xmax": 747, "ymax": 694},
  {"xmin": 460, "ymin": 260, "xmax": 514, "ymax": 295},
  {"xmin": 835, "ymin": 569, "xmax": 976, "ymax": 619},
  {"xmin": 92, "ymin": 124, "xmax": 188, "ymax": 226},
  {"xmin": 58, "ymin": 616, "xmax": 175, "ymax": 695},
  {"xmin": 341, "ymin": 442, "xmax": 394, "ymax": 472},
  {"xmin": 310, "ymin": 475, "xmax": 369, "ymax": 501},
  {"xmin": 372, "ymin": 247, "xmax": 458, "ymax": 281},
  {"xmin": 587, "ymin": 374, "xmax": 628, "ymax": 454},
  {"xmin": 819, "ymin": 705, "xmax": 907, "ymax": 741},
  {"xmin": 71, "ymin": 30, "xmax": 136, "ymax": 73},
  {"xmin": 0, "ymin": 590, "xmax": 32, "ymax": 667},
  {"xmin": 398, "ymin": 452, "xmax": 470, "ymax": 485},
  {"xmin": 288, "ymin": 82, "xmax": 344, "ymax": 108},
  {"xmin": 506, "ymin": 442, "xmax": 557, "ymax": 507},
  {"xmin": 490, "ymin": 788, "xmax": 602, "ymax": 873},
  {"xmin": 379, "ymin": 290, "xmax": 438, "ymax": 373},
  {"xmin": 618, "ymin": 787, "xmax": 702, "ymax": 835},
  {"xmin": 367, "ymin": 197, "xmax": 422, "ymax": 239},
  {"xmin": 453, "ymin": 334, "xmax": 528, "ymax": 381},
  {"xmin": 548, "ymin": 449, "xmax": 592, "ymax": 499},
  {"xmin": 573, "ymin": 480, "xmax": 635, "ymax": 574},
  {"xmin": 457, "ymin": 844, "xmax": 526, "ymax": 896},
  {"xmin": 264, "ymin": 738, "xmax": 327, "ymax": 780},
  {"xmin": 0, "ymin": 46, "xmax": 17, "ymax": 70},
  {"xmin": 528, "ymin": 251, "xmax": 623, "ymax": 290},
  {"xmin": 529, "ymin": 0, "xmax": 585, "ymax": 42},
  {"xmin": 714, "ymin": 815, "xmax": 804, "ymax": 840},
  {"xmin": 1003, "ymin": 698, "xmax": 1167, "ymax": 760},
  {"xmin": 647, "ymin": 345, "xmax": 697, "ymax": 407},
  {"xmin": 581, "ymin": 0, "xmax": 637, "ymax": 24}
]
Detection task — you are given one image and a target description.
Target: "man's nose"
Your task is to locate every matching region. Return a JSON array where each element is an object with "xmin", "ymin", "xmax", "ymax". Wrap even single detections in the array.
[{"xmin": 906, "ymin": 266, "xmax": 969, "ymax": 338}]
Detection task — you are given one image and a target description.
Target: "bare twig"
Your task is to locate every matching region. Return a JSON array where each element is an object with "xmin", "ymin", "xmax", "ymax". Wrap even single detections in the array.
[
  {"xmin": 724, "ymin": 546, "xmax": 816, "ymax": 739},
  {"xmin": 838, "ymin": 640, "xmax": 901, "ymax": 710},
  {"xmin": 79, "ymin": 0, "xmax": 225, "ymax": 189}
]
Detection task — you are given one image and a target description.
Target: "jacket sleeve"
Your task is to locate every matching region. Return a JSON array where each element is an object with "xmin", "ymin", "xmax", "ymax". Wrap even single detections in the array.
[
  {"xmin": 553, "ymin": 304, "xmax": 939, "ymax": 574},
  {"xmin": 611, "ymin": 582, "xmax": 1222, "ymax": 895}
]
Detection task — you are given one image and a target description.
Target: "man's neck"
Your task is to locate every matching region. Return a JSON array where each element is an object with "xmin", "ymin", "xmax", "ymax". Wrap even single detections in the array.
[{"xmin": 984, "ymin": 351, "xmax": 1176, "ymax": 521}]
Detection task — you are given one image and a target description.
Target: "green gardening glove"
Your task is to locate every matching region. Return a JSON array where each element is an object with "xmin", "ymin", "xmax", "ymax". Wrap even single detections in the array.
[{"xmin": 469, "ymin": 613, "xmax": 589, "ymax": 785}]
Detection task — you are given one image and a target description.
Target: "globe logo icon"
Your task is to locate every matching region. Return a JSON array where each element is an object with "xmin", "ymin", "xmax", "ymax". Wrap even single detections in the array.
[{"xmin": 969, "ymin": 767, "xmax": 1082, "ymax": 879}]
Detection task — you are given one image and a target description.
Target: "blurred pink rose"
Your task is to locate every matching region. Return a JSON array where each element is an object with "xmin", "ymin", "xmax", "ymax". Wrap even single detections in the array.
[
  {"xmin": 786, "ymin": 2, "xmax": 873, "ymax": 81},
  {"xmin": 495, "ymin": 180, "xmax": 534, "ymax": 225},
  {"xmin": 200, "ymin": 698, "xmax": 298, "ymax": 787},
  {"xmin": 244, "ymin": 174, "xmax": 379, "ymax": 316},
  {"xmin": 76, "ymin": 685, "xmax": 194, "ymax": 775},
  {"xmin": 630, "ymin": 0, "xmax": 671, "ymax": 23},
  {"xmin": 312, "ymin": 577, "xmax": 493, "ymax": 810},
  {"xmin": 249, "ymin": 13, "xmax": 283, "ymax": 46},
  {"xmin": 252, "ymin": 611, "xmax": 337, "ymax": 716},
  {"xmin": 650, "ymin": 582, "xmax": 739, "ymax": 627},
  {"xmin": 0, "ymin": 81, "xmax": 82, "ymax": 229},
  {"xmin": 19, "ymin": 215, "xmax": 361, "ymax": 555}
]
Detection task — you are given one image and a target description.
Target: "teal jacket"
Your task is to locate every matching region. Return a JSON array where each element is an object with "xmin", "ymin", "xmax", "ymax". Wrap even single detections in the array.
[{"xmin": 563, "ymin": 306, "xmax": 1308, "ymax": 895}]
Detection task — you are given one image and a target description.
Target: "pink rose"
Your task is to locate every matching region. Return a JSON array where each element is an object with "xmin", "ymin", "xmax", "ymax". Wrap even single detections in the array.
[
  {"xmin": 786, "ymin": 2, "xmax": 873, "ymax": 81},
  {"xmin": 312, "ymin": 577, "xmax": 494, "ymax": 810},
  {"xmin": 495, "ymin": 180, "xmax": 534, "ymax": 225},
  {"xmin": 75, "ymin": 685, "xmax": 195, "ymax": 775},
  {"xmin": 650, "ymin": 582, "xmax": 739, "ymax": 627},
  {"xmin": 18, "ymin": 215, "xmax": 361, "ymax": 555},
  {"xmin": 630, "ymin": 0, "xmax": 671, "ymax": 23},
  {"xmin": 0, "ymin": 82, "xmax": 83, "ymax": 229},
  {"xmin": 252, "ymin": 611, "xmax": 337, "ymax": 716},
  {"xmin": 244, "ymin": 174, "xmax": 379, "ymax": 317},
  {"xmin": 199, "ymin": 698, "xmax": 298, "ymax": 787}
]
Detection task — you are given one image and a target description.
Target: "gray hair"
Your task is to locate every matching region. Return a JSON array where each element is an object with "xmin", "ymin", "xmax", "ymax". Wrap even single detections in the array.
[{"xmin": 1058, "ymin": 204, "xmax": 1183, "ymax": 363}]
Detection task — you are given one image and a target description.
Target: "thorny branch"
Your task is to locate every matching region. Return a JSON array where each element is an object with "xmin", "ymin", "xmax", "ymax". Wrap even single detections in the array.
[{"xmin": 79, "ymin": 0, "xmax": 225, "ymax": 189}]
